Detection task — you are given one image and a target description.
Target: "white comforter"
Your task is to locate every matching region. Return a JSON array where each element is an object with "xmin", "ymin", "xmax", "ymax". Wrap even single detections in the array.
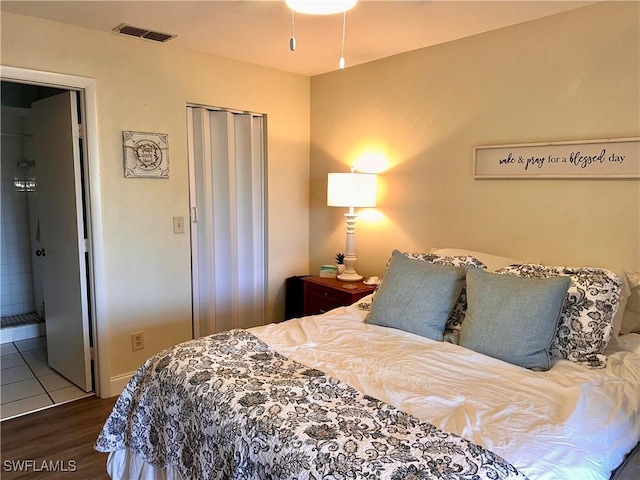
[{"xmin": 251, "ymin": 299, "xmax": 640, "ymax": 480}]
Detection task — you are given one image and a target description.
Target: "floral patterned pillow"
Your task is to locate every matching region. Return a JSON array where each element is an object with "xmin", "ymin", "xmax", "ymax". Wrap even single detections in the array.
[
  {"xmin": 393, "ymin": 251, "xmax": 486, "ymax": 331},
  {"xmin": 495, "ymin": 264, "xmax": 622, "ymax": 368}
]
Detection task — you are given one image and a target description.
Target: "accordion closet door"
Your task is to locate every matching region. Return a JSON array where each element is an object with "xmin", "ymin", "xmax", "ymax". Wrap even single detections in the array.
[{"xmin": 187, "ymin": 106, "xmax": 266, "ymax": 337}]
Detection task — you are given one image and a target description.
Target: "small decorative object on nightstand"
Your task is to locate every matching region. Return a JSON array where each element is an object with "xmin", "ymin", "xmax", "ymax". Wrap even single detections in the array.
[
  {"xmin": 302, "ymin": 276, "xmax": 377, "ymax": 316},
  {"xmin": 335, "ymin": 253, "xmax": 345, "ymax": 275}
]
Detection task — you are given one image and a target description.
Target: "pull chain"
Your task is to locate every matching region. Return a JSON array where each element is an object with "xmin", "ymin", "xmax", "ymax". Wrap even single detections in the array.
[
  {"xmin": 339, "ymin": 11, "xmax": 346, "ymax": 69},
  {"xmin": 289, "ymin": 10, "xmax": 296, "ymax": 51}
]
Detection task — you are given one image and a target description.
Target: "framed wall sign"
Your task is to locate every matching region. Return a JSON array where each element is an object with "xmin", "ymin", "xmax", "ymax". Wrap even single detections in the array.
[
  {"xmin": 474, "ymin": 138, "xmax": 639, "ymax": 179},
  {"xmin": 123, "ymin": 131, "xmax": 169, "ymax": 178}
]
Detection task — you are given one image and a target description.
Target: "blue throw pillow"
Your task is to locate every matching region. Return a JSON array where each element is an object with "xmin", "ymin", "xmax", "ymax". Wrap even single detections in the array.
[
  {"xmin": 366, "ymin": 251, "xmax": 466, "ymax": 341},
  {"xmin": 460, "ymin": 268, "xmax": 570, "ymax": 371}
]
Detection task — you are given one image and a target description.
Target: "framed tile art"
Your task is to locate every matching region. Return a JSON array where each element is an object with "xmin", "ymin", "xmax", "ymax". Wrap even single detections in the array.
[{"xmin": 123, "ymin": 131, "xmax": 169, "ymax": 178}]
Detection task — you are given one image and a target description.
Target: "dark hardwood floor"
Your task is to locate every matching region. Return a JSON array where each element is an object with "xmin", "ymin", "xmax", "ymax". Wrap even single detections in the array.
[{"xmin": 1, "ymin": 395, "xmax": 117, "ymax": 479}]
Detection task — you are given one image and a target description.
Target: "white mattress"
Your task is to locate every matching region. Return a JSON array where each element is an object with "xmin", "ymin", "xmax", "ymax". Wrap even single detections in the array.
[
  {"xmin": 250, "ymin": 299, "xmax": 640, "ymax": 480},
  {"xmin": 106, "ymin": 299, "xmax": 640, "ymax": 479}
]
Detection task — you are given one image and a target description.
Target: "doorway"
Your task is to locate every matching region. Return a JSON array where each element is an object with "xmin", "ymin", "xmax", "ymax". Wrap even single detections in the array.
[{"xmin": 0, "ymin": 80, "xmax": 95, "ymax": 420}]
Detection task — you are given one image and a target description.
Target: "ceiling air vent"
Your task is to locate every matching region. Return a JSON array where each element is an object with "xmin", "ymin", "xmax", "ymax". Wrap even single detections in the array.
[{"xmin": 113, "ymin": 23, "xmax": 176, "ymax": 43}]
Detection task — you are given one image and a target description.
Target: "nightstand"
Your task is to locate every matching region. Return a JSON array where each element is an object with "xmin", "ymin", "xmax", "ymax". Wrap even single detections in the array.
[{"xmin": 302, "ymin": 276, "xmax": 377, "ymax": 316}]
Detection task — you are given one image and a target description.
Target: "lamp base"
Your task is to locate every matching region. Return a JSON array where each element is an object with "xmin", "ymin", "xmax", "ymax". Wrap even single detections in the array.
[{"xmin": 337, "ymin": 272, "xmax": 363, "ymax": 282}]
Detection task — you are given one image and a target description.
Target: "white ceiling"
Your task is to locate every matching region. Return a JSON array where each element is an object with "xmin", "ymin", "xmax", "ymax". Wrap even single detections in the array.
[{"xmin": 1, "ymin": 0, "xmax": 598, "ymax": 76}]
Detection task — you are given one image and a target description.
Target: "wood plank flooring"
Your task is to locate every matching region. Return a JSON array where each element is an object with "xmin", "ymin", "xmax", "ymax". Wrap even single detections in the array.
[{"xmin": 1, "ymin": 395, "xmax": 117, "ymax": 479}]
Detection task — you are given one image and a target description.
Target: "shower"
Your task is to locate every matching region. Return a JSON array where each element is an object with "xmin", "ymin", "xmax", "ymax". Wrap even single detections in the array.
[{"xmin": 0, "ymin": 107, "xmax": 45, "ymax": 337}]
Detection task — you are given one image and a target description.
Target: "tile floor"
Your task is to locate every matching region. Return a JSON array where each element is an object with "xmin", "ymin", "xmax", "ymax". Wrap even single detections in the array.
[{"xmin": 1, "ymin": 336, "xmax": 93, "ymax": 421}]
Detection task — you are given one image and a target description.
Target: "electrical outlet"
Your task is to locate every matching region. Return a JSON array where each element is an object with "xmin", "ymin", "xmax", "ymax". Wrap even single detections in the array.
[{"xmin": 131, "ymin": 331, "xmax": 144, "ymax": 351}]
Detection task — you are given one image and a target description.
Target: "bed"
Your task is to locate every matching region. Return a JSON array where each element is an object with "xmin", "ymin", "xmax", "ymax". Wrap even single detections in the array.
[{"xmin": 95, "ymin": 249, "xmax": 640, "ymax": 480}]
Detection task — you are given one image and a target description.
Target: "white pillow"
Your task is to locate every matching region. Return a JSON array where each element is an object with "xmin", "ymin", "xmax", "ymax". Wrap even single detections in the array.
[
  {"xmin": 431, "ymin": 248, "xmax": 520, "ymax": 272},
  {"xmin": 610, "ymin": 270, "xmax": 632, "ymax": 341},
  {"xmin": 620, "ymin": 271, "xmax": 640, "ymax": 335}
]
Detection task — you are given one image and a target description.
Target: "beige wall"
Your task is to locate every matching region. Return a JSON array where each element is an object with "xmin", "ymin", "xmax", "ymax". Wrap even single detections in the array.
[
  {"xmin": 3, "ymin": 2, "xmax": 639, "ymax": 397},
  {"xmin": 310, "ymin": 1, "xmax": 640, "ymax": 279},
  {"xmin": 1, "ymin": 12, "xmax": 310, "ymax": 395}
]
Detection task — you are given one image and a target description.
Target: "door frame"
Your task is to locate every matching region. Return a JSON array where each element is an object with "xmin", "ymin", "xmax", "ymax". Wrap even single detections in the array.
[{"xmin": 1, "ymin": 66, "xmax": 107, "ymax": 397}]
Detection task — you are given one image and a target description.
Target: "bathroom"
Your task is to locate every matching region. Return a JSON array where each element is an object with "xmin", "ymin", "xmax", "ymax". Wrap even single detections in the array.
[{"xmin": 1, "ymin": 82, "xmax": 92, "ymax": 420}]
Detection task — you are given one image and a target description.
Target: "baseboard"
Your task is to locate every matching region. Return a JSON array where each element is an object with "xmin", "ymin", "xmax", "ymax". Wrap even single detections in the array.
[{"xmin": 108, "ymin": 371, "xmax": 135, "ymax": 397}]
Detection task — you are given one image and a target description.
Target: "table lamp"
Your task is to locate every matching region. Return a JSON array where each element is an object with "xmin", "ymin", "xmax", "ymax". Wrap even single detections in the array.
[{"xmin": 327, "ymin": 171, "xmax": 377, "ymax": 281}]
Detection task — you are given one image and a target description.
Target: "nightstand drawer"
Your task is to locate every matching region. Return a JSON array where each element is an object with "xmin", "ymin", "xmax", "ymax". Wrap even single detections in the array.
[
  {"xmin": 306, "ymin": 291, "xmax": 342, "ymax": 315},
  {"xmin": 301, "ymin": 276, "xmax": 377, "ymax": 316},
  {"xmin": 306, "ymin": 282, "xmax": 356, "ymax": 305}
]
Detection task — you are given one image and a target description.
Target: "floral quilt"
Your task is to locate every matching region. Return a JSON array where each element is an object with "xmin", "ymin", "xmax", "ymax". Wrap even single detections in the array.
[{"xmin": 95, "ymin": 329, "xmax": 528, "ymax": 480}]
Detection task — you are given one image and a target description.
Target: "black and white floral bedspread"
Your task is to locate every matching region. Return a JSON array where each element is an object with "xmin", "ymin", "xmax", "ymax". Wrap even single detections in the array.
[{"xmin": 95, "ymin": 329, "xmax": 528, "ymax": 480}]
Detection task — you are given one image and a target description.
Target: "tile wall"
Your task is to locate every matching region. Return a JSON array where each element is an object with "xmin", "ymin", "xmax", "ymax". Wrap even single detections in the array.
[{"xmin": 1, "ymin": 112, "xmax": 36, "ymax": 317}]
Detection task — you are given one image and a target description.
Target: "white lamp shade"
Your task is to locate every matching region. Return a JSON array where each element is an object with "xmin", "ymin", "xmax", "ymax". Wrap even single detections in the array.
[
  {"xmin": 286, "ymin": 0, "xmax": 357, "ymax": 15},
  {"xmin": 327, "ymin": 173, "xmax": 377, "ymax": 208}
]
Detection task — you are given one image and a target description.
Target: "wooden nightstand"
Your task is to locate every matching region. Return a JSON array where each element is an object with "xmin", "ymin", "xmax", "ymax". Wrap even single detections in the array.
[{"xmin": 302, "ymin": 276, "xmax": 377, "ymax": 316}]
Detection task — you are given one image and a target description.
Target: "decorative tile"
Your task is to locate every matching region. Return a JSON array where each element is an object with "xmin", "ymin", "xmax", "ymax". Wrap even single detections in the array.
[{"xmin": 123, "ymin": 131, "xmax": 170, "ymax": 178}]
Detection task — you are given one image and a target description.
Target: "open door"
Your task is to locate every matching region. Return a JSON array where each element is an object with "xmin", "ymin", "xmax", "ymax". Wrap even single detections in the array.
[{"xmin": 32, "ymin": 91, "xmax": 92, "ymax": 392}]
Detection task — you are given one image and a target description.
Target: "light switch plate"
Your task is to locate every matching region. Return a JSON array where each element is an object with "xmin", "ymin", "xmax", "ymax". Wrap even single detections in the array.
[{"xmin": 173, "ymin": 216, "xmax": 185, "ymax": 234}]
